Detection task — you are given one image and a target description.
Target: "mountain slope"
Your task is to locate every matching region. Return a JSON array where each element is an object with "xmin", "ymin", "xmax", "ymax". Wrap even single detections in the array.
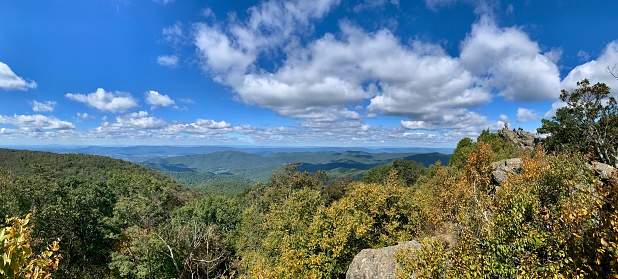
[{"xmin": 141, "ymin": 150, "xmax": 451, "ymax": 184}]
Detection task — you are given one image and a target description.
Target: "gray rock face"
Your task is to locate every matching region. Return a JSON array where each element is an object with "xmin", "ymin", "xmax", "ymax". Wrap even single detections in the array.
[
  {"xmin": 346, "ymin": 241, "xmax": 421, "ymax": 279},
  {"xmin": 590, "ymin": 161, "xmax": 616, "ymax": 180},
  {"xmin": 497, "ymin": 128, "xmax": 539, "ymax": 149},
  {"xmin": 491, "ymin": 158, "xmax": 522, "ymax": 185}
]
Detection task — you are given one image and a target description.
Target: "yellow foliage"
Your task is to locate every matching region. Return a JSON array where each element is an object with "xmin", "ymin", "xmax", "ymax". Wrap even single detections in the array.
[
  {"xmin": 0, "ymin": 213, "xmax": 61, "ymax": 279},
  {"xmin": 398, "ymin": 148, "xmax": 618, "ymax": 278}
]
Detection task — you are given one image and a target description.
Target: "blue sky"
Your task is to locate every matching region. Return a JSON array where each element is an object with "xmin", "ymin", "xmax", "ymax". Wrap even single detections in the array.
[{"xmin": 1, "ymin": 0, "xmax": 617, "ymax": 147}]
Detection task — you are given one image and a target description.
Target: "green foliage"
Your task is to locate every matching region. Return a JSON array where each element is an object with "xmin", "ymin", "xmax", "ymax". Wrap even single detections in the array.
[
  {"xmin": 449, "ymin": 137, "xmax": 474, "ymax": 169},
  {"xmin": 363, "ymin": 165, "xmax": 392, "ymax": 184},
  {"xmin": 538, "ymin": 79, "xmax": 618, "ymax": 167},
  {"xmin": 0, "ymin": 149, "xmax": 194, "ymax": 278},
  {"xmin": 477, "ymin": 129, "xmax": 517, "ymax": 161},
  {"xmin": 363, "ymin": 158, "xmax": 426, "ymax": 186},
  {"xmin": 144, "ymin": 150, "xmax": 449, "ymax": 186}
]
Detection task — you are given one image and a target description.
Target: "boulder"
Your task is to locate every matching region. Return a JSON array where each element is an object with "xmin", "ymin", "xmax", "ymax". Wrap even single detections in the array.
[
  {"xmin": 491, "ymin": 158, "xmax": 522, "ymax": 185},
  {"xmin": 497, "ymin": 128, "xmax": 539, "ymax": 150},
  {"xmin": 590, "ymin": 161, "xmax": 616, "ymax": 180},
  {"xmin": 346, "ymin": 241, "xmax": 421, "ymax": 279}
]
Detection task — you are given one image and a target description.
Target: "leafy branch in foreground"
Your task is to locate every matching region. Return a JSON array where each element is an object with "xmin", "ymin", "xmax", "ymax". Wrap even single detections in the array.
[{"xmin": 1, "ymin": 213, "xmax": 61, "ymax": 279}]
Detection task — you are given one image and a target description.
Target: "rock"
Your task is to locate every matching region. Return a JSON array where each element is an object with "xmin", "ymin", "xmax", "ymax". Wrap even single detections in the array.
[
  {"xmin": 497, "ymin": 128, "xmax": 539, "ymax": 150},
  {"xmin": 346, "ymin": 241, "xmax": 421, "ymax": 279},
  {"xmin": 491, "ymin": 158, "xmax": 522, "ymax": 185},
  {"xmin": 590, "ymin": 161, "xmax": 616, "ymax": 180}
]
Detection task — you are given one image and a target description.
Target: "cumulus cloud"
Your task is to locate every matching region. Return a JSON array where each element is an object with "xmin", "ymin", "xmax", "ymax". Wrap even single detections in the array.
[
  {"xmin": 0, "ymin": 62, "xmax": 37, "ymax": 91},
  {"xmin": 562, "ymin": 41, "xmax": 618, "ymax": 95},
  {"xmin": 66, "ymin": 88, "xmax": 139, "ymax": 113},
  {"xmin": 0, "ymin": 114, "xmax": 75, "ymax": 130},
  {"xmin": 195, "ymin": 24, "xmax": 256, "ymax": 84},
  {"xmin": 113, "ymin": 111, "xmax": 167, "ymax": 129},
  {"xmin": 235, "ymin": 23, "xmax": 492, "ymax": 128},
  {"xmin": 157, "ymin": 55, "xmax": 179, "ymax": 67},
  {"xmin": 145, "ymin": 90, "xmax": 175, "ymax": 108},
  {"xmin": 516, "ymin": 107, "xmax": 541, "ymax": 122},
  {"xmin": 400, "ymin": 110, "xmax": 504, "ymax": 138},
  {"xmin": 544, "ymin": 48, "xmax": 563, "ymax": 64},
  {"xmin": 31, "ymin": 100, "xmax": 57, "ymax": 113},
  {"xmin": 544, "ymin": 101, "xmax": 566, "ymax": 118},
  {"xmin": 460, "ymin": 18, "xmax": 561, "ymax": 101},
  {"xmin": 163, "ymin": 119, "xmax": 233, "ymax": 134},
  {"xmin": 194, "ymin": 0, "xmax": 341, "ymax": 84},
  {"xmin": 189, "ymin": 1, "xmax": 567, "ymax": 141}
]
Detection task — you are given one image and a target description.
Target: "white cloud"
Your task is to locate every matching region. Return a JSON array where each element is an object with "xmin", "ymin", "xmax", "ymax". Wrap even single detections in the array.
[
  {"xmin": 194, "ymin": 0, "xmax": 341, "ymax": 85},
  {"xmin": 460, "ymin": 18, "xmax": 561, "ymax": 101},
  {"xmin": 195, "ymin": 24, "xmax": 256, "ymax": 84},
  {"xmin": 188, "ymin": 3, "xmax": 567, "ymax": 142},
  {"xmin": 163, "ymin": 119, "xmax": 233, "ymax": 134},
  {"xmin": 400, "ymin": 110, "xmax": 503, "ymax": 138},
  {"xmin": 157, "ymin": 55, "xmax": 179, "ymax": 67},
  {"xmin": 516, "ymin": 107, "xmax": 541, "ymax": 122},
  {"xmin": 163, "ymin": 22, "xmax": 184, "ymax": 46},
  {"xmin": 562, "ymin": 41, "xmax": 618, "ymax": 96},
  {"xmin": 145, "ymin": 90, "xmax": 175, "ymax": 107},
  {"xmin": 544, "ymin": 48, "xmax": 563, "ymax": 64},
  {"xmin": 0, "ymin": 62, "xmax": 37, "ymax": 91},
  {"xmin": 235, "ymin": 23, "xmax": 491, "ymax": 128},
  {"xmin": 66, "ymin": 88, "xmax": 139, "ymax": 113},
  {"xmin": 577, "ymin": 50, "xmax": 590, "ymax": 61},
  {"xmin": 0, "ymin": 114, "xmax": 75, "ymax": 130},
  {"xmin": 77, "ymin": 112, "xmax": 96, "ymax": 120},
  {"xmin": 114, "ymin": 111, "xmax": 167, "ymax": 129},
  {"xmin": 31, "ymin": 100, "xmax": 57, "ymax": 113},
  {"xmin": 544, "ymin": 101, "xmax": 566, "ymax": 118}
]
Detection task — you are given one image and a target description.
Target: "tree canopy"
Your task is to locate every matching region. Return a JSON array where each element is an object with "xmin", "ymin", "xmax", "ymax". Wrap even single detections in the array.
[{"xmin": 538, "ymin": 79, "xmax": 618, "ymax": 167}]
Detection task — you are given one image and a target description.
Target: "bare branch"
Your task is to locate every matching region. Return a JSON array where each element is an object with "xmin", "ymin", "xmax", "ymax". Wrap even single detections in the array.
[{"xmin": 607, "ymin": 65, "xmax": 618, "ymax": 80}]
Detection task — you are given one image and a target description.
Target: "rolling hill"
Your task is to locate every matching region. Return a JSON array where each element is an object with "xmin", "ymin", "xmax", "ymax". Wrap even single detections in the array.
[{"xmin": 141, "ymin": 150, "xmax": 451, "ymax": 189}]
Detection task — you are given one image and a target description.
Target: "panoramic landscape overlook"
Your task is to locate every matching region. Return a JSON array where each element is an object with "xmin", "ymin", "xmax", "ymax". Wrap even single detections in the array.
[{"xmin": 2, "ymin": 0, "xmax": 618, "ymax": 278}]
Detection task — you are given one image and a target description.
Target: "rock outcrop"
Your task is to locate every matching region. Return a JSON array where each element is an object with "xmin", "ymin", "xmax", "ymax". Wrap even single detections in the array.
[
  {"xmin": 497, "ymin": 127, "xmax": 540, "ymax": 150},
  {"xmin": 491, "ymin": 158, "xmax": 523, "ymax": 186},
  {"xmin": 590, "ymin": 161, "xmax": 616, "ymax": 180},
  {"xmin": 346, "ymin": 241, "xmax": 421, "ymax": 279}
]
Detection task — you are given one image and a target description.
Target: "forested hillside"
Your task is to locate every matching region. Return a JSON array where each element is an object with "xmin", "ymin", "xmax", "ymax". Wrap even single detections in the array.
[
  {"xmin": 142, "ymin": 150, "xmax": 450, "ymax": 194},
  {"xmin": 0, "ymin": 149, "xmax": 208, "ymax": 278}
]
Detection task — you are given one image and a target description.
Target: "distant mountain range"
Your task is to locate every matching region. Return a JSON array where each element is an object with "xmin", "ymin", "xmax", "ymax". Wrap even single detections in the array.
[
  {"xmin": 0, "ymin": 145, "xmax": 453, "ymax": 162},
  {"xmin": 0, "ymin": 145, "xmax": 452, "ymax": 194},
  {"xmin": 141, "ymin": 150, "xmax": 452, "ymax": 185}
]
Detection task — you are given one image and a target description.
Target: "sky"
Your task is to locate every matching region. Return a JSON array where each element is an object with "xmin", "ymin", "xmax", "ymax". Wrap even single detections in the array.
[{"xmin": 1, "ymin": 0, "xmax": 617, "ymax": 147}]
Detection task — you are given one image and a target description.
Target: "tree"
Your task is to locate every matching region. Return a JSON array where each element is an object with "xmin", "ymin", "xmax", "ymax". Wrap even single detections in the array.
[
  {"xmin": 538, "ymin": 79, "xmax": 618, "ymax": 167},
  {"xmin": 449, "ymin": 137, "xmax": 474, "ymax": 169},
  {"xmin": 363, "ymin": 159, "xmax": 426, "ymax": 186}
]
